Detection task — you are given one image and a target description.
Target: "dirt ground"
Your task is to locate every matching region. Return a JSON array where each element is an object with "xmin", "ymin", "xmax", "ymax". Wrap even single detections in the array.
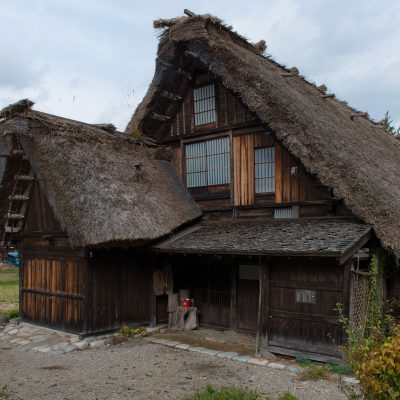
[{"xmin": 0, "ymin": 338, "xmax": 354, "ymax": 400}]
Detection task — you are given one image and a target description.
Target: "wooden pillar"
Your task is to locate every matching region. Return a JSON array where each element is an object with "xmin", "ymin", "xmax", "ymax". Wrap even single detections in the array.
[
  {"xmin": 230, "ymin": 264, "xmax": 238, "ymax": 330},
  {"xmin": 18, "ymin": 245, "xmax": 24, "ymax": 320},
  {"xmin": 83, "ymin": 249, "xmax": 93, "ymax": 334},
  {"xmin": 342, "ymin": 259, "xmax": 352, "ymax": 345},
  {"xmin": 259, "ymin": 256, "xmax": 270, "ymax": 355},
  {"xmin": 149, "ymin": 256, "xmax": 157, "ymax": 327}
]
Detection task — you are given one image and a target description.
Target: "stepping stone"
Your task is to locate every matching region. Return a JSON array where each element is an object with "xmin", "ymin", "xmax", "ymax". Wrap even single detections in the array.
[
  {"xmin": 288, "ymin": 366, "xmax": 300, "ymax": 374},
  {"xmin": 188, "ymin": 346, "xmax": 207, "ymax": 353},
  {"xmin": 75, "ymin": 341, "xmax": 89, "ymax": 350},
  {"xmin": 175, "ymin": 343, "xmax": 190, "ymax": 350},
  {"xmin": 197, "ymin": 348, "xmax": 220, "ymax": 356},
  {"xmin": 49, "ymin": 350, "xmax": 64, "ymax": 356},
  {"xmin": 268, "ymin": 362, "xmax": 286, "ymax": 370},
  {"xmin": 7, "ymin": 329, "xmax": 18, "ymax": 335},
  {"xmin": 63, "ymin": 345, "xmax": 77, "ymax": 354},
  {"xmin": 342, "ymin": 376, "xmax": 359, "ymax": 385},
  {"xmin": 30, "ymin": 335, "xmax": 47, "ymax": 343},
  {"xmin": 216, "ymin": 351, "xmax": 239, "ymax": 359},
  {"xmin": 247, "ymin": 358, "xmax": 269, "ymax": 366},
  {"xmin": 89, "ymin": 339, "xmax": 106, "ymax": 349},
  {"xmin": 232, "ymin": 355, "xmax": 251, "ymax": 363},
  {"xmin": 149, "ymin": 338, "xmax": 169, "ymax": 344},
  {"xmin": 32, "ymin": 346, "xmax": 52, "ymax": 354},
  {"xmin": 17, "ymin": 340, "xmax": 30, "ymax": 346},
  {"xmin": 163, "ymin": 340, "xmax": 181, "ymax": 347}
]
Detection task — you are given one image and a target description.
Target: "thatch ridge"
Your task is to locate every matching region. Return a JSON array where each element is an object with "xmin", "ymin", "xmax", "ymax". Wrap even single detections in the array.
[
  {"xmin": 0, "ymin": 106, "xmax": 201, "ymax": 247},
  {"xmin": 130, "ymin": 12, "xmax": 400, "ymax": 258}
]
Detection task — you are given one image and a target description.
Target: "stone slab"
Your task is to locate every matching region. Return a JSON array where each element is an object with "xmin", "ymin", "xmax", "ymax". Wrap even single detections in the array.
[
  {"xmin": 175, "ymin": 343, "xmax": 191, "ymax": 350},
  {"xmin": 268, "ymin": 362, "xmax": 286, "ymax": 370},
  {"xmin": 232, "ymin": 355, "xmax": 251, "ymax": 363},
  {"xmin": 216, "ymin": 351, "xmax": 239, "ymax": 359},
  {"xmin": 247, "ymin": 358, "xmax": 269, "ymax": 366}
]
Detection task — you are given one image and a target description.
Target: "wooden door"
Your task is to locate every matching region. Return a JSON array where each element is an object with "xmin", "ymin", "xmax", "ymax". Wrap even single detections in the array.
[
  {"xmin": 264, "ymin": 258, "xmax": 344, "ymax": 360},
  {"xmin": 237, "ymin": 265, "xmax": 259, "ymax": 332}
]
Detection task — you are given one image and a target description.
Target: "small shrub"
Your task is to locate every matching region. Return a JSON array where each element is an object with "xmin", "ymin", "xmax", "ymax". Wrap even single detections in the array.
[
  {"xmin": 190, "ymin": 384, "xmax": 270, "ymax": 400},
  {"xmin": 295, "ymin": 357, "xmax": 313, "ymax": 367},
  {"xmin": 300, "ymin": 365, "xmax": 331, "ymax": 381},
  {"xmin": 278, "ymin": 392, "xmax": 299, "ymax": 400},
  {"xmin": 5, "ymin": 309, "xmax": 19, "ymax": 319},
  {"xmin": 120, "ymin": 325, "xmax": 147, "ymax": 338}
]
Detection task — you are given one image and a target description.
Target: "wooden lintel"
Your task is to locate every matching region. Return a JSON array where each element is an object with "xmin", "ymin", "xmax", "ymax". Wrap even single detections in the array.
[
  {"xmin": 151, "ymin": 113, "xmax": 171, "ymax": 122},
  {"xmin": 350, "ymin": 113, "xmax": 369, "ymax": 120},
  {"xmin": 160, "ymin": 91, "xmax": 182, "ymax": 101},
  {"xmin": 322, "ymin": 93, "xmax": 335, "ymax": 98},
  {"xmin": 176, "ymin": 67, "xmax": 192, "ymax": 80}
]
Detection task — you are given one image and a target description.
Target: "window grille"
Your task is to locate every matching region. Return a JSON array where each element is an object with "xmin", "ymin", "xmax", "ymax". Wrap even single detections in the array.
[
  {"xmin": 274, "ymin": 207, "xmax": 293, "ymax": 219},
  {"xmin": 255, "ymin": 146, "xmax": 275, "ymax": 193},
  {"xmin": 186, "ymin": 137, "xmax": 230, "ymax": 187},
  {"xmin": 295, "ymin": 289, "xmax": 316, "ymax": 304},
  {"xmin": 193, "ymin": 84, "xmax": 216, "ymax": 126}
]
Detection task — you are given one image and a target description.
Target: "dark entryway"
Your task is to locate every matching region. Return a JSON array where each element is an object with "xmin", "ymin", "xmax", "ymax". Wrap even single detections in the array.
[{"xmin": 237, "ymin": 265, "xmax": 259, "ymax": 332}]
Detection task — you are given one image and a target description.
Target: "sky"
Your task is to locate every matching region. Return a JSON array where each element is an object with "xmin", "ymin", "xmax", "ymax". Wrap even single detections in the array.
[{"xmin": 1, "ymin": 0, "xmax": 399, "ymax": 131}]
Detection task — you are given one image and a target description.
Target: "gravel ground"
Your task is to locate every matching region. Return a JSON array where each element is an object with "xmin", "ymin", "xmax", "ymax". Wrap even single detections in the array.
[{"xmin": 0, "ymin": 339, "xmax": 353, "ymax": 400}]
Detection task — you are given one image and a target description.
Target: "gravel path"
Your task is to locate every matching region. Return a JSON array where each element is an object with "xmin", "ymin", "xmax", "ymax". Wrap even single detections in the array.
[{"xmin": 0, "ymin": 338, "xmax": 352, "ymax": 400}]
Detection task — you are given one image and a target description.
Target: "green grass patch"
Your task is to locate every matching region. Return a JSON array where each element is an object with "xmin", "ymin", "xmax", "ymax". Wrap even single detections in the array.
[
  {"xmin": 190, "ymin": 385, "xmax": 269, "ymax": 400},
  {"xmin": 300, "ymin": 365, "xmax": 331, "ymax": 381},
  {"xmin": 326, "ymin": 363, "xmax": 352, "ymax": 376},
  {"xmin": 295, "ymin": 357, "xmax": 314, "ymax": 367},
  {"xmin": 278, "ymin": 393, "xmax": 299, "ymax": 400},
  {"xmin": 0, "ymin": 264, "xmax": 19, "ymax": 313}
]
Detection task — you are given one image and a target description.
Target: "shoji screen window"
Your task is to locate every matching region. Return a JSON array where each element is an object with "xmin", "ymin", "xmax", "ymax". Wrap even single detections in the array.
[
  {"xmin": 186, "ymin": 137, "xmax": 230, "ymax": 188},
  {"xmin": 193, "ymin": 84, "xmax": 216, "ymax": 126},
  {"xmin": 255, "ymin": 146, "xmax": 275, "ymax": 193}
]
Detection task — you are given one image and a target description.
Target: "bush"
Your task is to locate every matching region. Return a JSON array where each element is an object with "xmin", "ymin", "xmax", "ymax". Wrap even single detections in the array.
[
  {"xmin": 120, "ymin": 325, "xmax": 147, "ymax": 338},
  {"xmin": 0, "ymin": 309, "xmax": 19, "ymax": 319}
]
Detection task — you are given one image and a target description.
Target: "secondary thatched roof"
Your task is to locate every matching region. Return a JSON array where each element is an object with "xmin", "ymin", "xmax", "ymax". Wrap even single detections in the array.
[
  {"xmin": 0, "ymin": 100, "xmax": 201, "ymax": 247},
  {"xmin": 129, "ymin": 12, "xmax": 400, "ymax": 258}
]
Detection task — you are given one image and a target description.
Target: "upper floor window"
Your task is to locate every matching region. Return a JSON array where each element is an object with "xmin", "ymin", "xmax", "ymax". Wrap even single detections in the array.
[
  {"xmin": 186, "ymin": 137, "xmax": 230, "ymax": 188},
  {"xmin": 255, "ymin": 146, "xmax": 275, "ymax": 193},
  {"xmin": 193, "ymin": 84, "xmax": 216, "ymax": 126}
]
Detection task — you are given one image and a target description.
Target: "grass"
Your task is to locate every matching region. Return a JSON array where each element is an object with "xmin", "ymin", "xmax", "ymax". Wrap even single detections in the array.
[
  {"xmin": 295, "ymin": 357, "xmax": 352, "ymax": 380},
  {"xmin": 300, "ymin": 365, "xmax": 332, "ymax": 381},
  {"xmin": 189, "ymin": 385, "xmax": 299, "ymax": 400},
  {"xmin": 0, "ymin": 264, "xmax": 19, "ymax": 316}
]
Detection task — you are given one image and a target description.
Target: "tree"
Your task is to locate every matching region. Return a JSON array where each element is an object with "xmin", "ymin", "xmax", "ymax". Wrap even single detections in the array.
[{"xmin": 382, "ymin": 111, "xmax": 400, "ymax": 136}]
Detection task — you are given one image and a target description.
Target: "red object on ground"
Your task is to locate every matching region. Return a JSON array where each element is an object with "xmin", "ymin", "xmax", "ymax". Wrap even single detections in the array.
[{"xmin": 182, "ymin": 299, "xmax": 191, "ymax": 308}]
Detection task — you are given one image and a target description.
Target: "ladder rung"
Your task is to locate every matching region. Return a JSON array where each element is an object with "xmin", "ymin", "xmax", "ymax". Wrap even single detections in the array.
[
  {"xmin": 8, "ymin": 195, "xmax": 29, "ymax": 201},
  {"xmin": 4, "ymin": 227, "xmax": 21, "ymax": 233},
  {"xmin": 15, "ymin": 175, "xmax": 34, "ymax": 181},
  {"xmin": 5, "ymin": 213, "xmax": 25, "ymax": 220},
  {"xmin": 12, "ymin": 149, "xmax": 25, "ymax": 156}
]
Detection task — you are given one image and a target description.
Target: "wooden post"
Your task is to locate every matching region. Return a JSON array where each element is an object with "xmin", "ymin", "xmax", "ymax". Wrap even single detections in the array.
[
  {"xmin": 83, "ymin": 249, "xmax": 93, "ymax": 334},
  {"xmin": 255, "ymin": 256, "xmax": 262, "ymax": 355},
  {"xmin": 230, "ymin": 264, "xmax": 237, "ymax": 330},
  {"xmin": 259, "ymin": 256, "xmax": 270, "ymax": 355},
  {"xmin": 342, "ymin": 259, "xmax": 352, "ymax": 345},
  {"xmin": 149, "ymin": 257, "xmax": 157, "ymax": 327}
]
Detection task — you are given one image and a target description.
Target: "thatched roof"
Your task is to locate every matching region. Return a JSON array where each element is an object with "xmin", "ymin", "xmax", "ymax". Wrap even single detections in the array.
[
  {"xmin": 153, "ymin": 219, "xmax": 371, "ymax": 263},
  {"xmin": 129, "ymin": 12, "xmax": 400, "ymax": 258},
  {"xmin": 0, "ymin": 100, "xmax": 201, "ymax": 247}
]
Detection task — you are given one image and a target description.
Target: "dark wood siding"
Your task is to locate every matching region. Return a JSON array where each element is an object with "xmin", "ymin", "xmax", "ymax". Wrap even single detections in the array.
[
  {"xmin": 263, "ymin": 258, "xmax": 344, "ymax": 359},
  {"xmin": 21, "ymin": 255, "xmax": 85, "ymax": 332}
]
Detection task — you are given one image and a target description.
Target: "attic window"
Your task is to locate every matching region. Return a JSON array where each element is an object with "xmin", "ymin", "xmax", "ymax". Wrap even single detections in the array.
[{"xmin": 193, "ymin": 84, "xmax": 216, "ymax": 126}]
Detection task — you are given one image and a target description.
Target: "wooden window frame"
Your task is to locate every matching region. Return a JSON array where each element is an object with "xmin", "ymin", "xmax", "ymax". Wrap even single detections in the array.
[
  {"xmin": 185, "ymin": 136, "xmax": 231, "ymax": 188},
  {"xmin": 254, "ymin": 146, "xmax": 275, "ymax": 194},
  {"xmin": 192, "ymin": 81, "xmax": 218, "ymax": 130}
]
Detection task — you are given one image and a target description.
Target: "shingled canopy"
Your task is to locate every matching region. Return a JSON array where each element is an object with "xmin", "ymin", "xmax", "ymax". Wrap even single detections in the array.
[
  {"xmin": 153, "ymin": 219, "xmax": 371, "ymax": 263},
  {"xmin": 0, "ymin": 100, "xmax": 201, "ymax": 247},
  {"xmin": 128, "ymin": 12, "xmax": 400, "ymax": 259}
]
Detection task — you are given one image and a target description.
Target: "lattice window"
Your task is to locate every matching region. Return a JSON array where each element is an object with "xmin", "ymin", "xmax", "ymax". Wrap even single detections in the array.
[
  {"xmin": 199, "ymin": 271, "xmax": 231, "ymax": 306},
  {"xmin": 255, "ymin": 146, "xmax": 275, "ymax": 193},
  {"xmin": 185, "ymin": 137, "xmax": 230, "ymax": 187},
  {"xmin": 350, "ymin": 271, "xmax": 372, "ymax": 335},
  {"xmin": 193, "ymin": 84, "xmax": 216, "ymax": 126}
]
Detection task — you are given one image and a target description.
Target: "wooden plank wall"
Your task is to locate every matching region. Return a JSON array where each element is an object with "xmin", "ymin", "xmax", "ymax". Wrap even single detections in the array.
[{"xmin": 21, "ymin": 257, "xmax": 85, "ymax": 332}]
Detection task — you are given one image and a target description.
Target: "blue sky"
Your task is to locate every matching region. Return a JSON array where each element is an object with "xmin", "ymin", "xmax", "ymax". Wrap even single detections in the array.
[{"xmin": 1, "ymin": 0, "xmax": 399, "ymax": 130}]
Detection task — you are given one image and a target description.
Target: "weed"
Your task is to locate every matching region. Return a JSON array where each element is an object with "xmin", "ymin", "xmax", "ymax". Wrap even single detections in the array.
[
  {"xmin": 190, "ymin": 384, "xmax": 270, "ymax": 400},
  {"xmin": 326, "ymin": 363, "xmax": 352, "ymax": 376},
  {"xmin": 120, "ymin": 325, "xmax": 148, "ymax": 338},
  {"xmin": 300, "ymin": 365, "xmax": 331, "ymax": 381},
  {"xmin": 295, "ymin": 357, "xmax": 313, "ymax": 367},
  {"xmin": 278, "ymin": 392, "xmax": 299, "ymax": 400}
]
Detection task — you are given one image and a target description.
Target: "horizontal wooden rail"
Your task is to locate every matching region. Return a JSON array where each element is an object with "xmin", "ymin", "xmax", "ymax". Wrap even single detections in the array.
[{"xmin": 21, "ymin": 288, "xmax": 84, "ymax": 300}]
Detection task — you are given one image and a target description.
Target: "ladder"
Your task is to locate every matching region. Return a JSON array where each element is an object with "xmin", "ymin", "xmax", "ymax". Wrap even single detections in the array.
[{"xmin": 1, "ymin": 145, "xmax": 35, "ymax": 249}]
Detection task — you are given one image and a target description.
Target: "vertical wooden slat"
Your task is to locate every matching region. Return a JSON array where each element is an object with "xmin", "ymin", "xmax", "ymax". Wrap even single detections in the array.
[
  {"xmin": 247, "ymin": 134, "xmax": 255, "ymax": 205},
  {"xmin": 275, "ymin": 143, "xmax": 283, "ymax": 203},
  {"xmin": 233, "ymin": 136, "xmax": 241, "ymax": 205}
]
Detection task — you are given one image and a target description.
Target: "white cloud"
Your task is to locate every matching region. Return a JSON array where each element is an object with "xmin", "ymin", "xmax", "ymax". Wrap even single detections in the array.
[{"xmin": 0, "ymin": 0, "xmax": 399, "ymax": 129}]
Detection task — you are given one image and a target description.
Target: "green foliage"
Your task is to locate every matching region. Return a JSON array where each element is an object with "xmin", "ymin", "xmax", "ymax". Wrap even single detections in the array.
[
  {"xmin": 326, "ymin": 363, "xmax": 352, "ymax": 376},
  {"xmin": 190, "ymin": 385, "xmax": 270, "ymax": 400},
  {"xmin": 382, "ymin": 111, "xmax": 400, "ymax": 136},
  {"xmin": 295, "ymin": 357, "xmax": 313, "ymax": 367},
  {"xmin": 278, "ymin": 392, "xmax": 299, "ymax": 400},
  {"xmin": 299, "ymin": 365, "xmax": 331, "ymax": 381},
  {"xmin": 120, "ymin": 325, "xmax": 148, "ymax": 338},
  {"xmin": 0, "ymin": 309, "xmax": 19, "ymax": 319},
  {"xmin": 128, "ymin": 124, "xmax": 147, "ymax": 141}
]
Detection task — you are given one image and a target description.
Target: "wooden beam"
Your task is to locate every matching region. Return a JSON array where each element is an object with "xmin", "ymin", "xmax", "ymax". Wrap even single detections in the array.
[
  {"xmin": 9, "ymin": 195, "xmax": 29, "ymax": 201},
  {"xmin": 160, "ymin": 91, "xmax": 182, "ymax": 101},
  {"xmin": 150, "ymin": 113, "xmax": 171, "ymax": 122},
  {"xmin": 184, "ymin": 9, "xmax": 196, "ymax": 17},
  {"xmin": 15, "ymin": 175, "xmax": 34, "ymax": 182},
  {"xmin": 5, "ymin": 213, "xmax": 25, "ymax": 220},
  {"xmin": 322, "ymin": 93, "xmax": 335, "ymax": 98}
]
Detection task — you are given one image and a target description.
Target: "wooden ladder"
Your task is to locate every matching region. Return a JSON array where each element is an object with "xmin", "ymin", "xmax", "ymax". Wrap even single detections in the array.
[{"xmin": 1, "ymin": 148, "xmax": 35, "ymax": 249}]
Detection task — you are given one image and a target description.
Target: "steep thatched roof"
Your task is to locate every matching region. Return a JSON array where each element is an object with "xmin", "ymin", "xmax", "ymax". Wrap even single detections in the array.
[
  {"xmin": 129, "ymin": 12, "xmax": 400, "ymax": 258},
  {"xmin": 0, "ymin": 100, "xmax": 201, "ymax": 247}
]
